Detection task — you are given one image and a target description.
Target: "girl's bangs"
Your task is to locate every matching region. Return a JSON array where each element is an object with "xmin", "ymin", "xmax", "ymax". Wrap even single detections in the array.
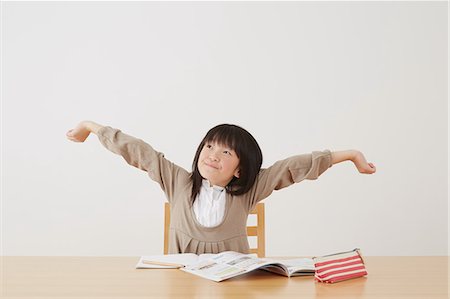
[{"xmin": 204, "ymin": 128, "xmax": 239, "ymax": 152}]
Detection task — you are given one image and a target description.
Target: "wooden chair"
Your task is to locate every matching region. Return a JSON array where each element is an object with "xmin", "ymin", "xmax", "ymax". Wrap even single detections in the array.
[{"xmin": 164, "ymin": 202, "xmax": 265, "ymax": 257}]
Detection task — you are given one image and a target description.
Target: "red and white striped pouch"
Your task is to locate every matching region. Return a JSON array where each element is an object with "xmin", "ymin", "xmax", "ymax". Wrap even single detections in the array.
[{"xmin": 312, "ymin": 248, "xmax": 368, "ymax": 283}]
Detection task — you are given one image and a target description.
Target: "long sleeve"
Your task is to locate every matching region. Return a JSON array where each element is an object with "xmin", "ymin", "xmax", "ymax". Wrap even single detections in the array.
[
  {"xmin": 246, "ymin": 150, "xmax": 333, "ymax": 210},
  {"xmin": 96, "ymin": 126, "xmax": 190, "ymax": 202}
]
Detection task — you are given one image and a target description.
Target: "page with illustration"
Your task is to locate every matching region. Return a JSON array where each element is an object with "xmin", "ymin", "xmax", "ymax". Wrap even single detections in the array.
[{"xmin": 180, "ymin": 251, "xmax": 277, "ymax": 282}]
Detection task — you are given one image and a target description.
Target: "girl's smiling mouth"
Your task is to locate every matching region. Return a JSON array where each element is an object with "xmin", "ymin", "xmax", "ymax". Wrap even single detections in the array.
[{"xmin": 204, "ymin": 162, "xmax": 219, "ymax": 169}]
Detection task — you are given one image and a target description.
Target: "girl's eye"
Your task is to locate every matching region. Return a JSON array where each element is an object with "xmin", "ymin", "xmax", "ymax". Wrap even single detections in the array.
[
  {"xmin": 224, "ymin": 150, "xmax": 232, "ymax": 156},
  {"xmin": 206, "ymin": 144, "xmax": 212, "ymax": 149}
]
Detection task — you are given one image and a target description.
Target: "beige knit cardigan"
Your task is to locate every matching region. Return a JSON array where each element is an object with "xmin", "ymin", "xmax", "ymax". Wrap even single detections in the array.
[{"xmin": 97, "ymin": 126, "xmax": 332, "ymax": 254}]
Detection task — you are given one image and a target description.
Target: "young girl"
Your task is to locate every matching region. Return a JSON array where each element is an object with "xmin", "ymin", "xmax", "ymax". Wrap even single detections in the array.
[{"xmin": 66, "ymin": 121, "xmax": 376, "ymax": 254}]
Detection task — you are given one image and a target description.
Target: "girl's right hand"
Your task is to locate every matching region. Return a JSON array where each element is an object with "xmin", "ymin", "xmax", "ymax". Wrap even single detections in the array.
[
  {"xmin": 352, "ymin": 151, "xmax": 376, "ymax": 174},
  {"xmin": 66, "ymin": 121, "xmax": 91, "ymax": 143}
]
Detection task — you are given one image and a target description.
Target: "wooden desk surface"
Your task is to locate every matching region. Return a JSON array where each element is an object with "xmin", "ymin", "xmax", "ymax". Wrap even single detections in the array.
[{"xmin": 1, "ymin": 256, "xmax": 448, "ymax": 299}]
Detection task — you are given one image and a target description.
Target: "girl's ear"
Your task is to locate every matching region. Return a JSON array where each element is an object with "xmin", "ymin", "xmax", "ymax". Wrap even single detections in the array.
[{"xmin": 234, "ymin": 168, "xmax": 240, "ymax": 178}]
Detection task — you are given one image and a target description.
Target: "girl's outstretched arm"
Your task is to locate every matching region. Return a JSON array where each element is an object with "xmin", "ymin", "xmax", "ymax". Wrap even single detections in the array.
[
  {"xmin": 66, "ymin": 121, "xmax": 104, "ymax": 142},
  {"xmin": 331, "ymin": 150, "xmax": 376, "ymax": 174},
  {"xmin": 66, "ymin": 122, "xmax": 190, "ymax": 202}
]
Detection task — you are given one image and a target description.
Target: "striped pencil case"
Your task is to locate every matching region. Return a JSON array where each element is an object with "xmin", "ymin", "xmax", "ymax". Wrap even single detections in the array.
[{"xmin": 312, "ymin": 248, "xmax": 368, "ymax": 283}]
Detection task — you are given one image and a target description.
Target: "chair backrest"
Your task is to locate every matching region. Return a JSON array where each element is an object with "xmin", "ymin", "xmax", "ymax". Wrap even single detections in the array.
[{"xmin": 163, "ymin": 202, "xmax": 265, "ymax": 257}]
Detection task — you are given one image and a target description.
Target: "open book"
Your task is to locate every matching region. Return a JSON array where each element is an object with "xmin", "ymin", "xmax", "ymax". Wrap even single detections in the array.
[{"xmin": 136, "ymin": 251, "xmax": 315, "ymax": 282}]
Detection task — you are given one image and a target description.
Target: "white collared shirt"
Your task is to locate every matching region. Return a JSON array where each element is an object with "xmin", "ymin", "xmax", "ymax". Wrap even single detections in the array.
[{"xmin": 192, "ymin": 179, "xmax": 227, "ymax": 227}]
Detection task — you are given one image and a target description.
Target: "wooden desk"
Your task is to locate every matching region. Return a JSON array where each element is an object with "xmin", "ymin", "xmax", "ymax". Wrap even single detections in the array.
[{"xmin": 1, "ymin": 256, "xmax": 448, "ymax": 298}]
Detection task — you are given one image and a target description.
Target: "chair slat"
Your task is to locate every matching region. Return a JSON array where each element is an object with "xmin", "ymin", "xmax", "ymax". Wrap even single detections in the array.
[
  {"xmin": 163, "ymin": 203, "xmax": 170, "ymax": 255},
  {"xmin": 247, "ymin": 226, "xmax": 257, "ymax": 236}
]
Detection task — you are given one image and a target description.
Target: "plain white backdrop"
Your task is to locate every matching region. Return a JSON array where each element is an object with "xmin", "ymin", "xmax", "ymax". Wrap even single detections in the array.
[{"xmin": 2, "ymin": 1, "xmax": 448, "ymax": 256}]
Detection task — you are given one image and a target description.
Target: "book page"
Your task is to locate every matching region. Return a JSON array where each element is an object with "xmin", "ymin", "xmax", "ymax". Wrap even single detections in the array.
[
  {"xmin": 264, "ymin": 258, "xmax": 315, "ymax": 276},
  {"xmin": 180, "ymin": 251, "xmax": 275, "ymax": 282},
  {"xmin": 279, "ymin": 258, "xmax": 315, "ymax": 274}
]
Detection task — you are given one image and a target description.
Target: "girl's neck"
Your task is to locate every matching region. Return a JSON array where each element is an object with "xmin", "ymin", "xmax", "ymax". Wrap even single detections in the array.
[{"xmin": 202, "ymin": 179, "xmax": 226, "ymax": 189}]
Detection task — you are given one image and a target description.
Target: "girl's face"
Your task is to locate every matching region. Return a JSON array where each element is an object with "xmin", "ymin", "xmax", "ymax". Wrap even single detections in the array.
[{"xmin": 197, "ymin": 142, "xmax": 240, "ymax": 187}]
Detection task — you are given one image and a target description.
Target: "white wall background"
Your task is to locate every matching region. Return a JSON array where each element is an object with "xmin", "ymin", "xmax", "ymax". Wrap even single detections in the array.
[{"xmin": 2, "ymin": 1, "xmax": 448, "ymax": 256}]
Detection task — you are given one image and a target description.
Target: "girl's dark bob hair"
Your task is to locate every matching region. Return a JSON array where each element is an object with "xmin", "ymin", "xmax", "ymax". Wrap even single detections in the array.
[{"xmin": 190, "ymin": 124, "xmax": 263, "ymax": 205}]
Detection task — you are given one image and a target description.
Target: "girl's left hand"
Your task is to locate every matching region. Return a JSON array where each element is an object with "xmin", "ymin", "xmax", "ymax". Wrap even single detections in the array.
[{"xmin": 352, "ymin": 151, "xmax": 376, "ymax": 174}]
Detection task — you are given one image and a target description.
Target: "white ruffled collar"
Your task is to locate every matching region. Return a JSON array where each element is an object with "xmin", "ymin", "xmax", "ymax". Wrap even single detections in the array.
[{"xmin": 202, "ymin": 179, "xmax": 225, "ymax": 192}]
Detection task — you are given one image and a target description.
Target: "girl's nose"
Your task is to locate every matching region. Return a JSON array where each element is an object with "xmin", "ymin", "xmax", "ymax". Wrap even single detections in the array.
[{"xmin": 209, "ymin": 152, "xmax": 219, "ymax": 161}]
